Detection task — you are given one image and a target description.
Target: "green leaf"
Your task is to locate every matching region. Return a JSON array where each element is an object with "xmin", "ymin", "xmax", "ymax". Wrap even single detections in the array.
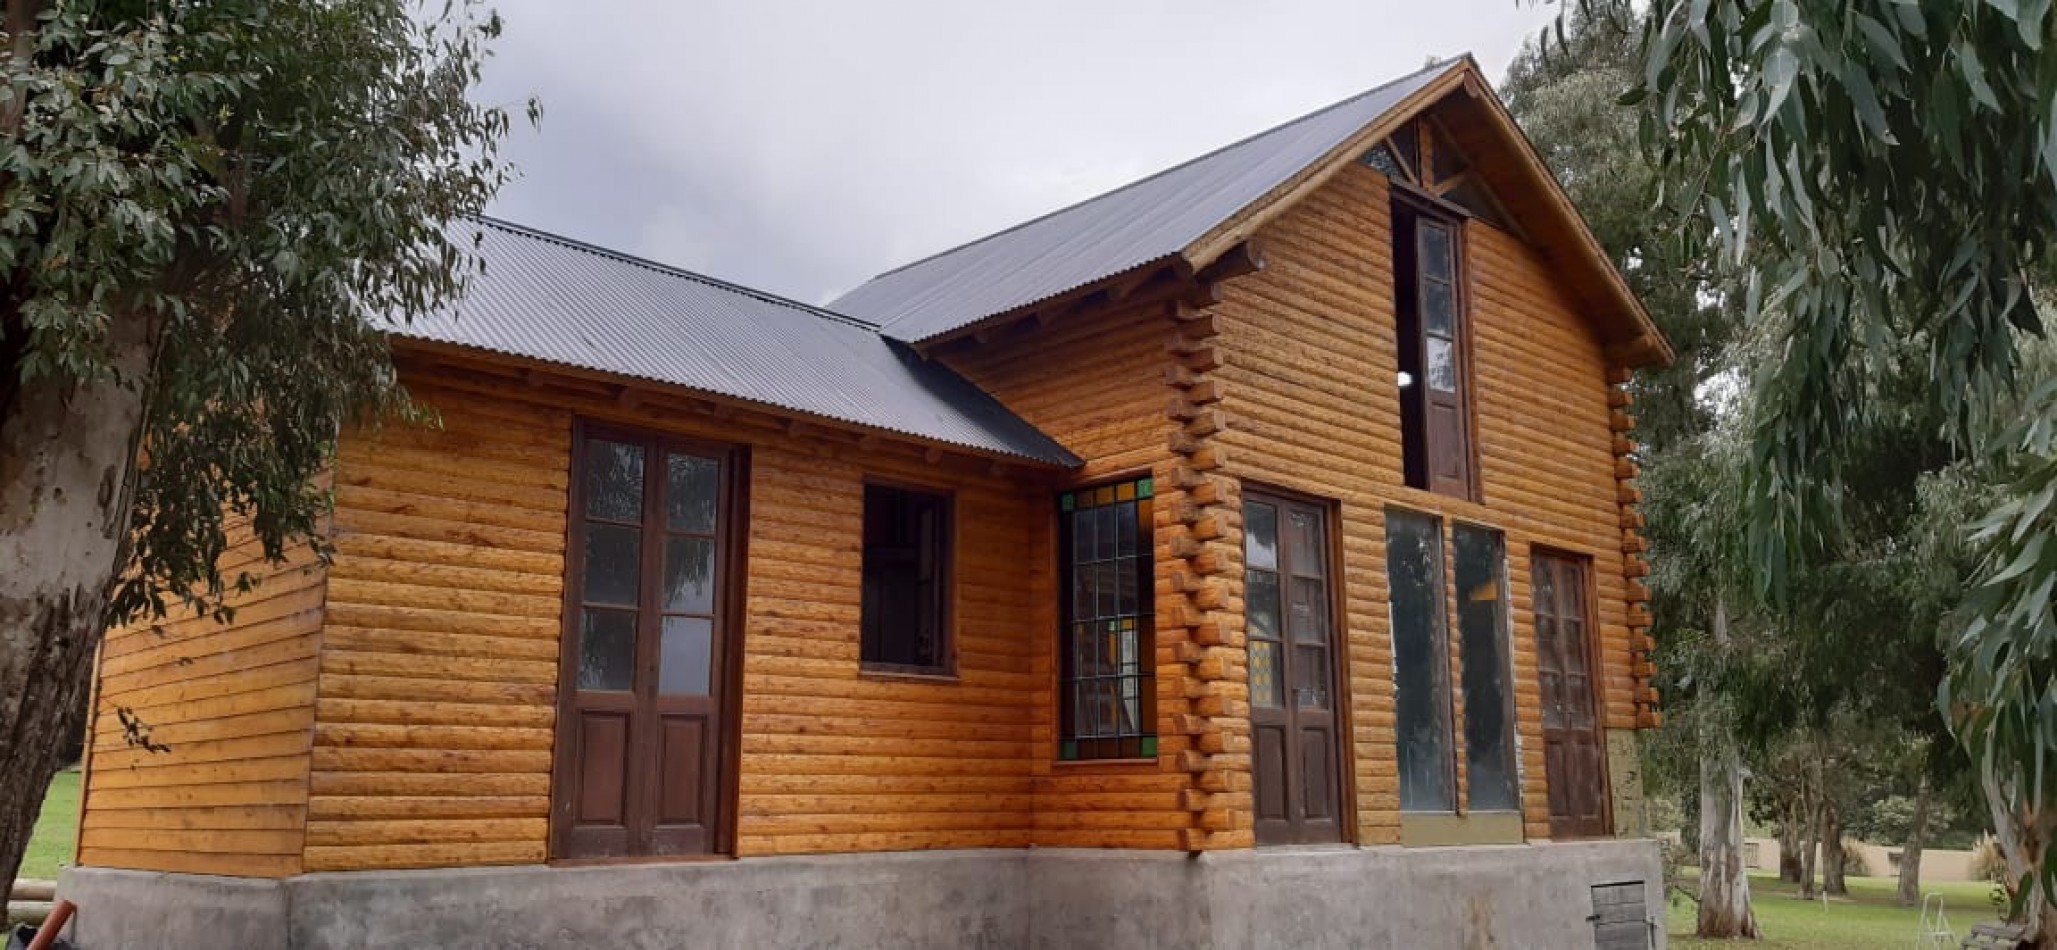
[
  {"xmin": 1763, "ymin": 45, "xmax": 1801, "ymax": 119},
  {"xmin": 1956, "ymin": 39, "xmax": 2001, "ymax": 110}
]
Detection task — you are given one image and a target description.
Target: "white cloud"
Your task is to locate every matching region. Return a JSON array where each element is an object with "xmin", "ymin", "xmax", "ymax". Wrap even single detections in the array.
[{"xmin": 475, "ymin": 0, "xmax": 1558, "ymax": 305}]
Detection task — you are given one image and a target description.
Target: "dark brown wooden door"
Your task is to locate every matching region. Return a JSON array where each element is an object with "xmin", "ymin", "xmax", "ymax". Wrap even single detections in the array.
[
  {"xmin": 553, "ymin": 426, "xmax": 736, "ymax": 859},
  {"xmin": 1532, "ymin": 551, "xmax": 1610, "ymax": 839},
  {"xmin": 1246, "ymin": 493, "xmax": 1343, "ymax": 845}
]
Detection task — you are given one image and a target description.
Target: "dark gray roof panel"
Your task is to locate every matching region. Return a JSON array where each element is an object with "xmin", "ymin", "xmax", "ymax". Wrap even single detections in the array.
[
  {"xmin": 832, "ymin": 60, "xmax": 1458, "ymax": 343},
  {"xmin": 390, "ymin": 218, "xmax": 1081, "ymax": 467}
]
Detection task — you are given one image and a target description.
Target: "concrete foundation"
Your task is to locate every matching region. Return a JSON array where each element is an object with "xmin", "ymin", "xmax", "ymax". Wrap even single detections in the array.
[{"xmin": 61, "ymin": 839, "xmax": 1664, "ymax": 949}]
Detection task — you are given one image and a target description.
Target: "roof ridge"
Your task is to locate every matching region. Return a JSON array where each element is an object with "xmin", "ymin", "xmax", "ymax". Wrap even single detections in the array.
[
  {"xmin": 853, "ymin": 56, "xmax": 1467, "ymax": 287},
  {"xmin": 468, "ymin": 214, "xmax": 882, "ymax": 331}
]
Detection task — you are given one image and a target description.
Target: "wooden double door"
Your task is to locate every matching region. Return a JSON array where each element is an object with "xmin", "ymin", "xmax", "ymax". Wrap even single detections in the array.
[
  {"xmin": 552, "ymin": 425, "xmax": 739, "ymax": 859},
  {"xmin": 1532, "ymin": 550, "xmax": 1611, "ymax": 838},
  {"xmin": 1245, "ymin": 492, "xmax": 1345, "ymax": 845}
]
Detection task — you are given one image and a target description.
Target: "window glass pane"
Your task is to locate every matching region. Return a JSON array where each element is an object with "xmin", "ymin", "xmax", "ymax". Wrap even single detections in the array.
[
  {"xmin": 1455, "ymin": 525, "xmax": 1519, "ymax": 812},
  {"xmin": 1427, "ymin": 336, "xmax": 1458, "ymax": 393},
  {"xmin": 665, "ymin": 453, "xmax": 719, "ymax": 534},
  {"xmin": 1391, "ymin": 125, "xmax": 1420, "ymax": 176},
  {"xmin": 1289, "ymin": 576, "xmax": 1328, "ymax": 643},
  {"xmin": 1246, "ymin": 570, "xmax": 1281, "ymax": 641},
  {"xmin": 577, "ymin": 609, "xmax": 636, "ymax": 691},
  {"xmin": 860, "ymin": 486, "xmax": 949, "ymax": 671},
  {"xmin": 1420, "ymin": 222, "xmax": 1454, "ymax": 279},
  {"xmin": 663, "ymin": 536, "xmax": 716, "ymax": 614},
  {"xmin": 1386, "ymin": 511, "xmax": 1454, "ymax": 812},
  {"xmin": 583, "ymin": 524, "xmax": 641, "ymax": 607},
  {"xmin": 1359, "ymin": 143, "xmax": 1408, "ymax": 179},
  {"xmin": 658, "ymin": 616, "xmax": 712, "ymax": 695},
  {"xmin": 1287, "ymin": 508, "xmax": 1324, "ymax": 577},
  {"xmin": 584, "ymin": 439, "xmax": 645, "ymax": 521},
  {"xmin": 1423, "ymin": 278, "xmax": 1455, "ymax": 337},
  {"xmin": 1250, "ymin": 640, "xmax": 1283, "ymax": 707},
  {"xmin": 1246, "ymin": 502, "xmax": 1279, "ymax": 571},
  {"xmin": 1294, "ymin": 645, "xmax": 1330, "ymax": 709}
]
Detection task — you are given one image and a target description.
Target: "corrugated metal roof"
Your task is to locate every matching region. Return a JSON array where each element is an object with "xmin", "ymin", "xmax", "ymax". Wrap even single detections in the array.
[
  {"xmin": 832, "ymin": 59, "xmax": 1460, "ymax": 343},
  {"xmin": 387, "ymin": 217, "xmax": 1082, "ymax": 467}
]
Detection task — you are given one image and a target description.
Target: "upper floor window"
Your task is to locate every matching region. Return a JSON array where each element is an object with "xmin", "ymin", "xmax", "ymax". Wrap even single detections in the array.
[
  {"xmin": 861, "ymin": 484, "xmax": 952, "ymax": 675},
  {"xmin": 1393, "ymin": 198, "xmax": 1477, "ymax": 498},
  {"xmin": 1058, "ymin": 478, "xmax": 1156, "ymax": 760}
]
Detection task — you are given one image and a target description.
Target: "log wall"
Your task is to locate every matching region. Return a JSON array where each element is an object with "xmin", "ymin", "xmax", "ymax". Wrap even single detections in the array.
[
  {"xmin": 77, "ymin": 521, "xmax": 326, "ymax": 878},
  {"xmin": 298, "ymin": 364, "xmax": 1062, "ymax": 869},
  {"xmin": 1210, "ymin": 162, "xmax": 1638, "ymax": 844},
  {"xmin": 304, "ymin": 383, "xmax": 570, "ymax": 872},
  {"xmin": 941, "ymin": 305, "xmax": 1198, "ymax": 849}
]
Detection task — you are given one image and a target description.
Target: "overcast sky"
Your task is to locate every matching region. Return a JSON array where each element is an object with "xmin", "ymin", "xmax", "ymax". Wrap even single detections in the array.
[{"xmin": 475, "ymin": 1, "xmax": 1556, "ymax": 307}]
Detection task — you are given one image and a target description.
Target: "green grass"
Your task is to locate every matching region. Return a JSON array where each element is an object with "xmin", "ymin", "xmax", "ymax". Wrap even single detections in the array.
[
  {"xmin": 18, "ymin": 770, "xmax": 79, "ymax": 882},
  {"xmin": 1669, "ymin": 870, "xmax": 2001, "ymax": 948}
]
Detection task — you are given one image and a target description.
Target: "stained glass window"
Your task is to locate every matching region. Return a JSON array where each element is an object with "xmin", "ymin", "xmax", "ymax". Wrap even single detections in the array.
[{"xmin": 1058, "ymin": 478, "xmax": 1157, "ymax": 760}]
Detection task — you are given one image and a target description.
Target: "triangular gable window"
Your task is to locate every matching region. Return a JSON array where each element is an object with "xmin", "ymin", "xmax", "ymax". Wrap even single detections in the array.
[{"xmin": 1362, "ymin": 117, "xmax": 1517, "ymax": 235}]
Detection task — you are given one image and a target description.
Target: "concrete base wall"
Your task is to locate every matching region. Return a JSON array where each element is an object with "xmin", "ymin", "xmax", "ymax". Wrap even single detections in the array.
[{"xmin": 62, "ymin": 839, "xmax": 1664, "ymax": 949}]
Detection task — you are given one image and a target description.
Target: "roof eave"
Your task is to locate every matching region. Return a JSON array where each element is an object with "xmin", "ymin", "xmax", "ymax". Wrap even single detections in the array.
[{"xmin": 387, "ymin": 336, "xmax": 1085, "ymax": 470}]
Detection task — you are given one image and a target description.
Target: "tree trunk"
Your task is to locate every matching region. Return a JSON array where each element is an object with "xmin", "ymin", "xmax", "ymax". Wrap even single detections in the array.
[
  {"xmin": 1980, "ymin": 757, "xmax": 2057, "ymax": 945},
  {"xmin": 1798, "ymin": 762, "xmax": 1820, "ymax": 900},
  {"xmin": 1897, "ymin": 776, "xmax": 1931, "ymax": 907},
  {"xmin": 0, "ymin": 314, "xmax": 158, "ymax": 896},
  {"xmin": 1821, "ymin": 802, "xmax": 1847, "ymax": 896},
  {"xmin": 1778, "ymin": 798, "xmax": 1805, "ymax": 883},
  {"xmin": 1696, "ymin": 597, "xmax": 1759, "ymax": 939}
]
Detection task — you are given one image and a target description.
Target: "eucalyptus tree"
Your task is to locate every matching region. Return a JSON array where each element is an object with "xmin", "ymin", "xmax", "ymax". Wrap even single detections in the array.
[
  {"xmin": 1634, "ymin": 0, "xmax": 2057, "ymax": 935},
  {"xmin": 0, "ymin": 0, "xmax": 524, "ymax": 892},
  {"xmin": 1506, "ymin": 3, "xmax": 1758, "ymax": 934}
]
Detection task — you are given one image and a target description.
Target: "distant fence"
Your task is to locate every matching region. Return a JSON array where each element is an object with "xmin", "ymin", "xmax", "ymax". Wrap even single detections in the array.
[{"xmin": 1742, "ymin": 837, "xmax": 1980, "ymax": 882}]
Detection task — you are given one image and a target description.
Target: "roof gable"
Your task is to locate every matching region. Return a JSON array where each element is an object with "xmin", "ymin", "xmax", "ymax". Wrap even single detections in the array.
[{"xmin": 833, "ymin": 57, "xmax": 1672, "ymax": 368}]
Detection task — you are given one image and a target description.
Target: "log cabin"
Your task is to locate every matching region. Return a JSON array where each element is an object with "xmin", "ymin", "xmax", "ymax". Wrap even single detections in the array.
[{"xmin": 62, "ymin": 56, "xmax": 1673, "ymax": 949}]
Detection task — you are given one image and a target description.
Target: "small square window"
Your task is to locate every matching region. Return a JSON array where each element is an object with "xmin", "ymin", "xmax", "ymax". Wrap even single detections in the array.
[{"xmin": 860, "ymin": 485, "xmax": 952, "ymax": 675}]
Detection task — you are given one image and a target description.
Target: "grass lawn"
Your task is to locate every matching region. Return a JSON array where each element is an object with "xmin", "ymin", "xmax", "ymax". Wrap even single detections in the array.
[
  {"xmin": 18, "ymin": 769, "xmax": 79, "ymax": 882},
  {"xmin": 1669, "ymin": 869, "xmax": 2000, "ymax": 948}
]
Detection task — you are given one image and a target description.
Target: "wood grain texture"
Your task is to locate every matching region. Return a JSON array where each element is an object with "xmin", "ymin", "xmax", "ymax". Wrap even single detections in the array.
[
  {"xmin": 938, "ymin": 303, "xmax": 1197, "ymax": 848},
  {"xmin": 78, "ymin": 519, "xmax": 324, "ymax": 878},
  {"xmin": 305, "ymin": 382, "xmax": 570, "ymax": 872},
  {"xmin": 1211, "ymin": 162, "xmax": 1638, "ymax": 844}
]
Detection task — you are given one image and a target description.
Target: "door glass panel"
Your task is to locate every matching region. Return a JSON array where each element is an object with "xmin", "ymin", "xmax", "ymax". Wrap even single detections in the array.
[
  {"xmin": 584, "ymin": 440, "xmax": 645, "ymax": 521},
  {"xmin": 1286, "ymin": 508, "xmax": 1323, "ymax": 577},
  {"xmin": 1455, "ymin": 525, "xmax": 1519, "ymax": 812},
  {"xmin": 665, "ymin": 453, "xmax": 719, "ymax": 533},
  {"xmin": 1246, "ymin": 570, "xmax": 1281, "ymax": 641},
  {"xmin": 1288, "ymin": 576, "xmax": 1328, "ymax": 643},
  {"xmin": 1246, "ymin": 502, "xmax": 1279, "ymax": 570},
  {"xmin": 1420, "ymin": 222, "xmax": 1453, "ymax": 278},
  {"xmin": 659, "ymin": 617, "xmax": 713, "ymax": 695},
  {"xmin": 1422, "ymin": 279, "xmax": 1455, "ymax": 336},
  {"xmin": 1426, "ymin": 336, "xmax": 1457, "ymax": 392},
  {"xmin": 662, "ymin": 537, "xmax": 716, "ymax": 613},
  {"xmin": 1387, "ymin": 511, "xmax": 1454, "ymax": 812},
  {"xmin": 583, "ymin": 524, "xmax": 642, "ymax": 607},
  {"xmin": 578, "ymin": 609, "xmax": 637, "ymax": 691},
  {"xmin": 1294, "ymin": 645, "xmax": 1330, "ymax": 709},
  {"xmin": 1250, "ymin": 640, "xmax": 1283, "ymax": 707}
]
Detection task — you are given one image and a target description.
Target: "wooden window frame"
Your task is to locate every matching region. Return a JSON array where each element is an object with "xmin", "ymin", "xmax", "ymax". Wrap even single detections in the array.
[
  {"xmin": 858, "ymin": 479, "xmax": 957, "ymax": 679},
  {"xmin": 1056, "ymin": 476, "xmax": 1158, "ymax": 762},
  {"xmin": 550, "ymin": 418, "xmax": 750, "ymax": 862},
  {"xmin": 1390, "ymin": 189, "xmax": 1482, "ymax": 502}
]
